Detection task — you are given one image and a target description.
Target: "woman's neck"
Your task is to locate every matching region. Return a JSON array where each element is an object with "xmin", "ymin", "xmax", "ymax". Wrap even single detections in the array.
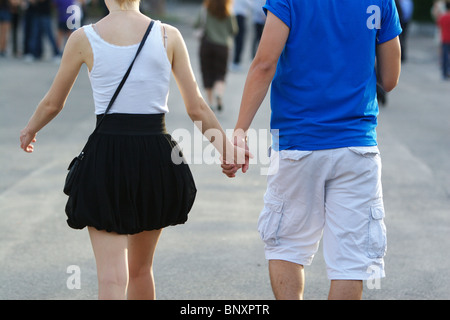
[{"xmin": 106, "ymin": 0, "xmax": 140, "ymax": 13}]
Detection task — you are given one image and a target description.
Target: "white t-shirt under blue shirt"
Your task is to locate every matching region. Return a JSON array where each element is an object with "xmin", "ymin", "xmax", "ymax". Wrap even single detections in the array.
[{"xmin": 263, "ymin": 0, "xmax": 402, "ymax": 151}]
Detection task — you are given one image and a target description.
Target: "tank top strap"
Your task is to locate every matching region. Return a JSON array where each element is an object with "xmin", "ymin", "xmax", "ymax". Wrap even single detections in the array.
[{"xmin": 83, "ymin": 24, "xmax": 99, "ymax": 46}]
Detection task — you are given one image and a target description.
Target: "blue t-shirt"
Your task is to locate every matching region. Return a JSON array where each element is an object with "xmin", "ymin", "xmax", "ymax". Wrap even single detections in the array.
[{"xmin": 263, "ymin": 0, "xmax": 402, "ymax": 151}]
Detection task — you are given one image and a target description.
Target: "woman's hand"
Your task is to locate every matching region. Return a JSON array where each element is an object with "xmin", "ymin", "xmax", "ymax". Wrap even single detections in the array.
[
  {"xmin": 221, "ymin": 131, "xmax": 251, "ymax": 178},
  {"xmin": 20, "ymin": 129, "xmax": 37, "ymax": 153}
]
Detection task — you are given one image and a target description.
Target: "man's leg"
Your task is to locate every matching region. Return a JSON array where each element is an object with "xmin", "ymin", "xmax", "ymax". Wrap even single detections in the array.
[
  {"xmin": 328, "ymin": 280, "xmax": 363, "ymax": 300},
  {"xmin": 259, "ymin": 150, "xmax": 328, "ymax": 300},
  {"xmin": 323, "ymin": 147, "xmax": 386, "ymax": 299},
  {"xmin": 269, "ymin": 260, "xmax": 304, "ymax": 300}
]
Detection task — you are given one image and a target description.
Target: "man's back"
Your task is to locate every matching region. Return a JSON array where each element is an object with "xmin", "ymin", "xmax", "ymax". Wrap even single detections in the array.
[{"xmin": 264, "ymin": 0, "xmax": 402, "ymax": 151}]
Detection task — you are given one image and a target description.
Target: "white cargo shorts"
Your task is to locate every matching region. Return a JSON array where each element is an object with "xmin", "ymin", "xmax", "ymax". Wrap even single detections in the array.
[{"xmin": 258, "ymin": 147, "xmax": 386, "ymax": 280}]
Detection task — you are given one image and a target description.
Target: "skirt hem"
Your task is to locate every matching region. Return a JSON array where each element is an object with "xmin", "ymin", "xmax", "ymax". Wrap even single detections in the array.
[{"xmin": 66, "ymin": 218, "xmax": 188, "ymax": 235}]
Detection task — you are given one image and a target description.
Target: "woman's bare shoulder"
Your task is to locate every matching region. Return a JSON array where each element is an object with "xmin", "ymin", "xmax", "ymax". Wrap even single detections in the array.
[
  {"xmin": 66, "ymin": 27, "xmax": 91, "ymax": 50},
  {"xmin": 160, "ymin": 23, "xmax": 184, "ymax": 40},
  {"xmin": 63, "ymin": 27, "xmax": 93, "ymax": 68}
]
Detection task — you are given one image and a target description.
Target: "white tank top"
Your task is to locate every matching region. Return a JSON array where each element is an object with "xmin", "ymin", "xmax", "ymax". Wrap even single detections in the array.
[{"xmin": 83, "ymin": 20, "xmax": 171, "ymax": 115}]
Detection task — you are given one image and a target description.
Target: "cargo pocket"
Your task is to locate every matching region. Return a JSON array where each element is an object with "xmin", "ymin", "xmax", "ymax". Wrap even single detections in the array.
[
  {"xmin": 348, "ymin": 146, "xmax": 380, "ymax": 158},
  {"xmin": 257, "ymin": 192, "xmax": 284, "ymax": 246},
  {"xmin": 367, "ymin": 199, "xmax": 387, "ymax": 258},
  {"xmin": 280, "ymin": 150, "xmax": 313, "ymax": 162}
]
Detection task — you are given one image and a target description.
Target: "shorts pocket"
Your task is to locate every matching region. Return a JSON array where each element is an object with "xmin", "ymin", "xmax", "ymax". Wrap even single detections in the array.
[
  {"xmin": 367, "ymin": 199, "xmax": 387, "ymax": 258},
  {"xmin": 280, "ymin": 150, "xmax": 313, "ymax": 161},
  {"xmin": 348, "ymin": 146, "xmax": 380, "ymax": 158},
  {"xmin": 258, "ymin": 192, "xmax": 284, "ymax": 246}
]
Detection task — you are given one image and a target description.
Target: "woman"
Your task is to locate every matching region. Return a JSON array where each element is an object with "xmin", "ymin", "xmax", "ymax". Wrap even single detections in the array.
[
  {"xmin": 20, "ymin": 0, "xmax": 248, "ymax": 299},
  {"xmin": 195, "ymin": 0, "xmax": 237, "ymax": 111}
]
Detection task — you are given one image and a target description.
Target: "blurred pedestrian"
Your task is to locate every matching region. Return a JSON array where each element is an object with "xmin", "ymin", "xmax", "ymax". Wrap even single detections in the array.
[
  {"xmin": 438, "ymin": 1, "xmax": 450, "ymax": 79},
  {"xmin": 398, "ymin": 0, "xmax": 414, "ymax": 62},
  {"xmin": 10, "ymin": 0, "xmax": 21, "ymax": 57},
  {"xmin": 231, "ymin": 0, "xmax": 250, "ymax": 71},
  {"xmin": 23, "ymin": 0, "xmax": 38, "ymax": 59},
  {"xmin": 251, "ymin": 0, "xmax": 266, "ymax": 59},
  {"xmin": 432, "ymin": 0, "xmax": 446, "ymax": 22},
  {"xmin": 20, "ymin": 0, "xmax": 248, "ymax": 300},
  {"xmin": 0, "ymin": 0, "xmax": 11, "ymax": 56},
  {"xmin": 195, "ymin": 0, "xmax": 238, "ymax": 111},
  {"xmin": 29, "ymin": 0, "xmax": 60, "ymax": 61},
  {"xmin": 54, "ymin": 0, "xmax": 76, "ymax": 52}
]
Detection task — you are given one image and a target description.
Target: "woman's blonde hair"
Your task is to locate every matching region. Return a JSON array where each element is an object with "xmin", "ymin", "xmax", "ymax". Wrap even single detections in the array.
[
  {"xmin": 203, "ymin": 0, "xmax": 232, "ymax": 19},
  {"xmin": 116, "ymin": 0, "xmax": 140, "ymax": 9}
]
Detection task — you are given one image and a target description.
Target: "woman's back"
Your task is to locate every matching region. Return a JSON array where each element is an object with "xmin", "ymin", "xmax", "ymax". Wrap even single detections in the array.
[{"xmin": 83, "ymin": 12, "xmax": 171, "ymax": 115}]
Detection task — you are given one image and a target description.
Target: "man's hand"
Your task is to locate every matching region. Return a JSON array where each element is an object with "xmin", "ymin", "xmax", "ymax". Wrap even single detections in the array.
[{"xmin": 221, "ymin": 130, "xmax": 251, "ymax": 178}]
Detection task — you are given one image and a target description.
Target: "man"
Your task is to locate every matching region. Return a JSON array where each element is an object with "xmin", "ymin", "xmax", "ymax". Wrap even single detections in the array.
[{"xmin": 223, "ymin": 0, "xmax": 402, "ymax": 299}]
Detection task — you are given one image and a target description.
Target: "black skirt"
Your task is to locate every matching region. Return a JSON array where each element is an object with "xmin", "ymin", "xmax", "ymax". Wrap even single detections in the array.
[{"xmin": 65, "ymin": 113, "xmax": 197, "ymax": 235}]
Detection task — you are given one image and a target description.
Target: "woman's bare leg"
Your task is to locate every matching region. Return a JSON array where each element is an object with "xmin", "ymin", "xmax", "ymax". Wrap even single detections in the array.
[
  {"xmin": 88, "ymin": 227, "xmax": 129, "ymax": 300},
  {"xmin": 127, "ymin": 229, "xmax": 162, "ymax": 300}
]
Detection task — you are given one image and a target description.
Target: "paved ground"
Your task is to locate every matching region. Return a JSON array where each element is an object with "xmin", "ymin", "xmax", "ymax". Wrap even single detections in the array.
[{"xmin": 1, "ymin": 3, "xmax": 450, "ymax": 300}]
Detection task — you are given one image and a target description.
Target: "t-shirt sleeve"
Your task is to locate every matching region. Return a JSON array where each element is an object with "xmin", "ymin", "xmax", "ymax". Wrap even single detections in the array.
[
  {"xmin": 263, "ymin": 0, "xmax": 291, "ymax": 29},
  {"xmin": 377, "ymin": 0, "xmax": 403, "ymax": 44}
]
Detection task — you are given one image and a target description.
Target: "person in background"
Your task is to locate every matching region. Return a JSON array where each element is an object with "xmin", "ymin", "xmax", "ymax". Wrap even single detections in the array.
[
  {"xmin": 0, "ymin": 0, "xmax": 11, "ymax": 56},
  {"xmin": 231, "ymin": 0, "xmax": 250, "ymax": 72},
  {"xmin": 398, "ymin": 0, "xmax": 414, "ymax": 61},
  {"xmin": 53, "ymin": 0, "xmax": 76, "ymax": 52},
  {"xmin": 23, "ymin": 0, "xmax": 38, "ymax": 60},
  {"xmin": 251, "ymin": 0, "xmax": 266, "ymax": 59},
  {"xmin": 195, "ymin": 0, "xmax": 238, "ymax": 111},
  {"xmin": 29, "ymin": 0, "xmax": 60, "ymax": 62},
  {"xmin": 438, "ymin": 1, "xmax": 450, "ymax": 79},
  {"xmin": 9, "ymin": 0, "xmax": 21, "ymax": 57},
  {"xmin": 432, "ymin": 0, "xmax": 446, "ymax": 22}
]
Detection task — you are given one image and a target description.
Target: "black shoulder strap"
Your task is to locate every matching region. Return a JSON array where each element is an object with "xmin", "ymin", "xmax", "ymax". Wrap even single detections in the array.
[{"xmin": 94, "ymin": 20, "xmax": 155, "ymax": 133}]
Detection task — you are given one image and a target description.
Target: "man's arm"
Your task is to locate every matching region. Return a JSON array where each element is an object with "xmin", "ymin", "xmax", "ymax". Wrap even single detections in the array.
[
  {"xmin": 376, "ymin": 36, "xmax": 402, "ymax": 92},
  {"xmin": 234, "ymin": 11, "xmax": 289, "ymax": 134},
  {"xmin": 222, "ymin": 11, "xmax": 289, "ymax": 175}
]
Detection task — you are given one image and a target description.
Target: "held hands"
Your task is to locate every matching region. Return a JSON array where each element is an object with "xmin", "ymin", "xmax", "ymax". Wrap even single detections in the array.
[{"xmin": 221, "ymin": 130, "xmax": 251, "ymax": 178}]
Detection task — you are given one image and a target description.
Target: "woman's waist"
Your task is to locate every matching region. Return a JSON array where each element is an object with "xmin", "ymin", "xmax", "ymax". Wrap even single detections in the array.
[{"xmin": 96, "ymin": 113, "xmax": 167, "ymax": 135}]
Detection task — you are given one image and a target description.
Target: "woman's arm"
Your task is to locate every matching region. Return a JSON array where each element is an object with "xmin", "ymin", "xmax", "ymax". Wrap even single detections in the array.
[
  {"xmin": 166, "ymin": 25, "xmax": 250, "ymax": 174},
  {"xmin": 20, "ymin": 29, "xmax": 91, "ymax": 152}
]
